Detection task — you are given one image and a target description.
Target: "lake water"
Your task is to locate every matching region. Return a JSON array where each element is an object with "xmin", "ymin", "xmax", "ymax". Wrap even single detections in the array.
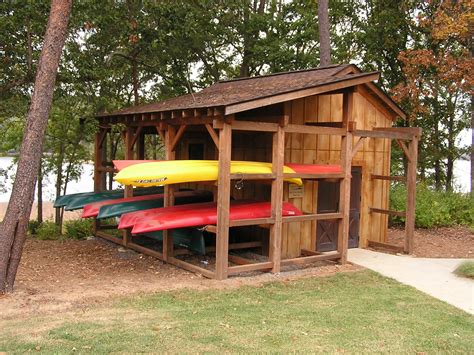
[
  {"xmin": 0, "ymin": 156, "xmax": 471, "ymax": 203},
  {"xmin": 0, "ymin": 157, "xmax": 95, "ymax": 202}
]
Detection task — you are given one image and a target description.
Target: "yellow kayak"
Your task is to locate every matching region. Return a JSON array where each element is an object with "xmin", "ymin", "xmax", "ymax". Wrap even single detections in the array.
[{"xmin": 114, "ymin": 160, "xmax": 302, "ymax": 187}]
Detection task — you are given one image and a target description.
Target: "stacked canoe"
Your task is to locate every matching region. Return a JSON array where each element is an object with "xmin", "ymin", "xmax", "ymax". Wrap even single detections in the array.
[{"xmin": 55, "ymin": 160, "xmax": 342, "ymax": 254}]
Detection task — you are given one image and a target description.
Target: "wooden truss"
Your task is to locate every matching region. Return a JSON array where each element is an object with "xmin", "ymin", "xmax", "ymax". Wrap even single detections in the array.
[{"xmin": 92, "ymin": 88, "xmax": 421, "ymax": 279}]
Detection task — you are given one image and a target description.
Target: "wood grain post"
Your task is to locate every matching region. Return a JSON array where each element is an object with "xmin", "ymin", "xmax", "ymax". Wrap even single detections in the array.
[
  {"xmin": 163, "ymin": 125, "xmax": 176, "ymax": 261},
  {"xmin": 404, "ymin": 136, "xmax": 418, "ymax": 254},
  {"xmin": 338, "ymin": 90, "xmax": 354, "ymax": 264},
  {"xmin": 269, "ymin": 115, "xmax": 286, "ymax": 273},
  {"xmin": 122, "ymin": 126, "xmax": 135, "ymax": 246},
  {"xmin": 215, "ymin": 120, "xmax": 232, "ymax": 280},
  {"xmin": 93, "ymin": 128, "xmax": 104, "ymax": 192}
]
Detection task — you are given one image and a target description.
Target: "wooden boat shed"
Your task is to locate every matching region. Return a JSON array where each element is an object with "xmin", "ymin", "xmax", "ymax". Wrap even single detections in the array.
[{"xmin": 94, "ymin": 64, "xmax": 421, "ymax": 279}]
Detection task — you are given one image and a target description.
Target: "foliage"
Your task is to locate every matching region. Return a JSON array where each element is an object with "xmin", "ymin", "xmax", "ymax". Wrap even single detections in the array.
[
  {"xmin": 35, "ymin": 221, "xmax": 61, "ymax": 241},
  {"xmin": 27, "ymin": 220, "xmax": 42, "ymax": 236},
  {"xmin": 390, "ymin": 183, "xmax": 474, "ymax": 228},
  {"xmin": 63, "ymin": 219, "xmax": 93, "ymax": 240},
  {"xmin": 454, "ymin": 261, "xmax": 474, "ymax": 280},
  {"xmin": 1, "ymin": 271, "xmax": 473, "ymax": 352}
]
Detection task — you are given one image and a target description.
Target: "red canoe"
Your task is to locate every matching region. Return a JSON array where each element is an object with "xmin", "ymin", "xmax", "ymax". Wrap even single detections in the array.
[
  {"xmin": 119, "ymin": 201, "xmax": 217, "ymax": 229},
  {"xmin": 81, "ymin": 190, "xmax": 204, "ymax": 218},
  {"xmin": 130, "ymin": 200, "xmax": 302, "ymax": 234}
]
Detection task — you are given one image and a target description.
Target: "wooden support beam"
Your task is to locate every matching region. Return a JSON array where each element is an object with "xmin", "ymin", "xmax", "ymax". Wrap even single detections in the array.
[
  {"xmin": 354, "ymin": 129, "xmax": 413, "ymax": 140},
  {"xmin": 301, "ymin": 249, "xmax": 321, "ymax": 256},
  {"xmin": 227, "ymin": 262, "xmax": 274, "ymax": 275},
  {"xmin": 280, "ymin": 252, "xmax": 341, "ymax": 266},
  {"xmin": 228, "ymin": 254, "xmax": 254, "ymax": 265},
  {"xmin": 229, "ymin": 217, "xmax": 275, "ymax": 228},
  {"xmin": 163, "ymin": 126, "xmax": 176, "ymax": 261},
  {"xmin": 205, "ymin": 123, "xmax": 219, "ymax": 148},
  {"xmin": 405, "ymin": 136, "xmax": 418, "ymax": 254},
  {"xmin": 215, "ymin": 120, "xmax": 232, "ymax": 280},
  {"xmin": 170, "ymin": 124, "xmax": 187, "ymax": 151},
  {"xmin": 351, "ymin": 137, "xmax": 365, "ymax": 160},
  {"xmin": 95, "ymin": 230, "xmax": 122, "ymax": 245},
  {"xmin": 130, "ymin": 126, "xmax": 143, "ymax": 148},
  {"xmin": 230, "ymin": 173, "xmax": 276, "ymax": 180},
  {"xmin": 282, "ymin": 212, "xmax": 343, "ymax": 223},
  {"xmin": 369, "ymin": 207, "xmax": 406, "ymax": 217},
  {"xmin": 396, "ymin": 139, "xmax": 412, "ymax": 162},
  {"xmin": 283, "ymin": 173, "xmax": 344, "ymax": 180},
  {"xmin": 374, "ymin": 126, "xmax": 422, "ymax": 138},
  {"xmin": 367, "ymin": 240, "xmax": 404, "ymax": 253},
  {"xmin": 94, "ymin": 129, "xmax": 105, "ymax": 192},
  {"xmin": 285, "ymin": 124, "xmax": 346, "ymax": 136},
  {"xmin": 338, "ymin": 90, "xmax": 353, "ymax": 264},
  {"xmin": 371, "ymin": 174, "xmax": 406, "ymax": 182},
  {"xmin": 214, "ymin": 119, "xmax": 278, "ymax": 132},
  {"xmin": 168, "ymin": 257, "xmax": 215, "ymax": 279},
  {"xmin": 269, "ymin": 112, "xmax": 286, "ymax": 273}
]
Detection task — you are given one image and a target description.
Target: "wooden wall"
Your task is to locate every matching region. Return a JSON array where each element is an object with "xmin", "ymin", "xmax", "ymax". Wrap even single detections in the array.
[{"xmin": 175, "ymin": 89, "xmax": 393, "ymax": 259}]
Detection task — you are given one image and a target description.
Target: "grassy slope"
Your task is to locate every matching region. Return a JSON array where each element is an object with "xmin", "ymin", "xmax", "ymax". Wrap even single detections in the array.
[
  {"xmin": 454, "ymin": 261, "xmax": 474, "ymax": 279},
  {"xmin": 1, "ymin": 270, "xmax": 473, "ymax": 353}
]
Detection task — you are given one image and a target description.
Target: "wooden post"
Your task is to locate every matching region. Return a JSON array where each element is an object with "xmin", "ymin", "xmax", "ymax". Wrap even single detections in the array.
[
  {"xmin": 215, "ymin": 120, "xmax": 232, "ymax": 280},
  {"xmin": 122, "ymin": 126, "xmax": 135, "ymax": 246},
  {"xmin": 404, "ymin": 136, "xmax": 418, "ymax": 254},
  {"xmin": 269, "ymin": 106, "xmax": 287, "ymax": 273},
  {"xmin": 93, "ymin": 129, "xmax": 105, "ymax": 192},
  {"xmin": 338, "ymin": 90, "xmax": 354, "ymax": 263},
  {"xmin": 163, "ymin": 125, "xmax": 176, "ymax": 261},
  {"xmin": 136, "ymin": 130, "xmax": 145, "ymax": 159}
]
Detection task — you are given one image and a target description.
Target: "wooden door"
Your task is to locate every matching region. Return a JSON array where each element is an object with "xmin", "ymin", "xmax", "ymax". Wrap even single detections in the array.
[{"xmin": 316, "ymin": 167, "xmax": 361, "ymax": 251}]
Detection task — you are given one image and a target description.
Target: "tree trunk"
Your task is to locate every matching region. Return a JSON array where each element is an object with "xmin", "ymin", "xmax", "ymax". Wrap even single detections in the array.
[
  {"xmin": 0, "ymin": 0, "xmax": 71, "ymax": 294},
  {"xmin": 37, "ymin": 164, "xmax": 43, "ymax": 224},
  {"xmin": 54, "ymin": 143, "xmax": 64, "ymax": 226},
  {"xmin": 318, "ymin": 0, "xmax": 331, "ymax": 67},
  {"xmin": 471, "ymin": 94, "xmax": 473, "ymax": 195}
]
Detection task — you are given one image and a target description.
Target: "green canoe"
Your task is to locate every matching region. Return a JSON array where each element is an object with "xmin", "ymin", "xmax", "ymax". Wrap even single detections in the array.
[
  {"xmin": 63, "ymin": 187, "xmax": 163, "ymax": 211},
  {"xmin": 97, "ymin": 191, "xmax": 213, "ymax": 219},
  {"xmin": 143, "ymin": 228, "xmax": 206, "ymax": 255}
]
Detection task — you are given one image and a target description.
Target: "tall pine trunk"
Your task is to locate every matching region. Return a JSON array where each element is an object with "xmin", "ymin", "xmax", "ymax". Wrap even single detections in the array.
[
  {"xmin": 37, "ymin": 164, "xmax": 43, "ymax": 224},
  {"xmin": 318, "ymin": 0, "xmax": 331, "ymax": 67},
  {"xmin": 0, "ymin": 0, "xmax": 71, "ymax": 293}
]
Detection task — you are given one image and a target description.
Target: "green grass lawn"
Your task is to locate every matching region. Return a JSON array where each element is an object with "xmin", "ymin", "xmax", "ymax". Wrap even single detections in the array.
[
  {"xmin": 1, "ymin": 270, "xmax": 473, "ymax": 353},
  {"xmin": 454, "ymin": 261, "xmax": 474, "ymax": 279}
]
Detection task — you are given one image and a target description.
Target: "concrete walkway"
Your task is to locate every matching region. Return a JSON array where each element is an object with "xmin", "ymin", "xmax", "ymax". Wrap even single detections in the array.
[{"xmin": 347, "ymin": 248, "xmax": 474, "ymax": 315}]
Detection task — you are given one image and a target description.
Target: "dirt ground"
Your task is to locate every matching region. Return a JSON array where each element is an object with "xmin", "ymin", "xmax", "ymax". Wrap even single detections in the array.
[
  {"xmin": 386, "ymin": 226, "xmax": 474, "ymax": 258},
  {"xmin": 0, "ymin": 238, "xmax": 359, "ymax": 320}
]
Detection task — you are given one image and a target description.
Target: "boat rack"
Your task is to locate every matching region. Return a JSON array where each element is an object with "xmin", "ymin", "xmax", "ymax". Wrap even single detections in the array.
[{"xmin": 92, "ymin": 89, "xmax": 421, "ymax": 279}]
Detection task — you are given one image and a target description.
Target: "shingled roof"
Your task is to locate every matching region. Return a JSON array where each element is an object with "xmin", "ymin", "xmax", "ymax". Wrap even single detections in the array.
[{"xmin": 97, "ymin": 64, "xmax": 405, "ymax": 119}]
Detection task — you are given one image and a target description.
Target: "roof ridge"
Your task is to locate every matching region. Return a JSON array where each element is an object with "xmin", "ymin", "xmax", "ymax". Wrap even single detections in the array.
[{"xmin": 216, "ymin": 64, "xmax": 348, "ymax": 84}]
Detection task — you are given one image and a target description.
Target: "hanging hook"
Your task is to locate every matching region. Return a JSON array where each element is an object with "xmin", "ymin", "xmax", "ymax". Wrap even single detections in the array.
[{"xmin": 234, "ymin": 173, "xmax": 244, "ymax": 190}]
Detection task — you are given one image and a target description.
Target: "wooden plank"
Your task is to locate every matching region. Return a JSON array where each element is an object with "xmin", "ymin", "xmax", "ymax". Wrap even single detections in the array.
[
  {"xmin": 205, "ymin": 123, "xmax": 219, "ymax": 148},
  {"xmin": 370, "ymin": 207, "xmax": 406, "ymax": 217},
  {"xmin": 368, "ymin": 240, "xmax": 404, "ymax": 253},
  {"xmin": 127, "ymin": 242, "xmax": 164, "ymax": 260},
  {"xmin": 214, "ymin": 119, "xmax": 278, "ymax": 132},
  {"xmin": 405, "ymin": 137, "xmax": 418, "ymax": 254},
  {"xmin": 281, "ymin": 252, "xmax": 341, "ymax": 266},
  {"xmin": 371, "ymin": 174, "xmax": 406, "ymax": 182},
  {"xmin": 354, "ymin": 129, "xmax": 413, "ymax": 140},
  {"xmin": 170, "ymin": 124, "xmax": 187, "ymax": 151},
  {"xmin": 130, "ymin": 126, "xmax": 143, "ymax": 148},
  {"xmin": 330, "ymin": 94, "xmax": 343, "ymax": 161},
  {"xmin": 95, "ymin": 230, "xmax": 122, "ymax": 245},
  {"xmin": 227, "ymin": 262, "xmax": 274, "ymax": 275},
  {"xmin": 93, "ymin": 130, "xmax": 104, "ymax": 192},
  {"xmin": 337, "ymin": 90, "xmax": 353, "ymax": 264},
  {"xmin": 301, "ymin": 249, "xmax": 321, "ymax": 256},
  {"xmin": 230, "ymin": 173, "xmax": 276, "ymax": 180},
  {"xmin": 374, "ymin": 126, "xmax": 421, "ymax": 137},
  {"xmin": 168, "ymin": 257, "xmax": 215, "ymax": 279},
  {"xmin": 396, "ymin": 139, "xmax": 412, "ymax": 162},
  {"xmin": 230, "ymin": 218, "xmax": 275, "ymax": 227},
  {"xmin": 351, "ymin": 137, "xmax": 365, "ymax": 159},
  {"xmin": 283, "ymin": 173, "xmax": 344, "ymax": 180},
  {"xmin": 163, "ymin": 126, "xmax": 176, "ymax": 261},
  {"xmin": 225, "ymin": 72, "xmax": 380, "ymax": 115},
  {"xmin": 269, "ymin": 122, "xmax": 285, "ymax": 273},
  {"xmin": 215, "ymin": 120, "xmax": 232, "ymax": 279},
  {"xmin": 283, "ymin": 212, "xmax": 343, "ymax": 223},
  {"xmin": 285, "ymin": 124, "xmax": 346, "ymax": 136}
]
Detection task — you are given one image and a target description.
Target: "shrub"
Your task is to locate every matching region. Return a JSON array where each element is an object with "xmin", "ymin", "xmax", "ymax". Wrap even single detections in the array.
[
  {"xmin": 28, "ymin": 220, "xmax": 42, "ymax": 235},
  {"xmin": 390, "ymin": 183, "xmax": 474, "ymax": 228},
  {"xmin": 36, "ymin": 221, "xmax": 61, "ymax": 240},
  {"xmin": 64, "ymin": 219, "xmax": 93, "ymax": 240},
  {"xmin": 454, "ymin": 261, "xmax": 474, "ymax": 279}
]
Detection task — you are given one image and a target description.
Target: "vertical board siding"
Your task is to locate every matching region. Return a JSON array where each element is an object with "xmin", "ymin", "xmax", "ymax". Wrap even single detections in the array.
[{"xmin": 173, "ymin": 91, "xmax": 393, "ymax": 258}]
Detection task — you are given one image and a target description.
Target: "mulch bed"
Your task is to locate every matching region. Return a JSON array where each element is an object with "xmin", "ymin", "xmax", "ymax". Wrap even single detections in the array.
[{"xmin": 386, "ymin": 226, "xmax": 473, "ymax": 258}]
